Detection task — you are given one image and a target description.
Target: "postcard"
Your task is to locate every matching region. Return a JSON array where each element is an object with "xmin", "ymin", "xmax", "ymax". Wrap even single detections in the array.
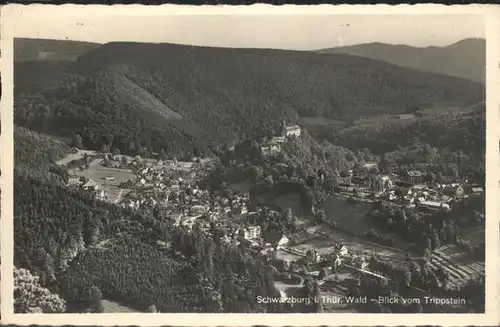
[{"xmin": 1, "ymin": 3, "xmax": 499, "ymax": 326}]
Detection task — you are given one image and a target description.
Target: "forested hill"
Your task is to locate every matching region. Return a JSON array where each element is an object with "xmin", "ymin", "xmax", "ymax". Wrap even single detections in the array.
[
  {"xmin": 14, "ymin": 41, "xmax": 484, "ymax": 158},
  {"xmin": 14, "ymin": 126, "xmax": 282, "ymax": 313},
  {"xmin": 316, "ymin": 38, "xmax": 485, "ymax": 83},
  {"xmin": 15, "ymin": 38, "xmax": 101, "ymax": 62}
]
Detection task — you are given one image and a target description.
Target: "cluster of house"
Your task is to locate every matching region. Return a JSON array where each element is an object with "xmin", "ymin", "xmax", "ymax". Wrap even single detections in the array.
[
  {"xmin": 218, "ymin": 212, "xmax": 291, "ymax": 254},
  {"xmin": 278, "ymin": 241, "xmax": 390, "ymax": 284},
  {"xmin": 66, "ymin": 175, "xmax": 107, "ymax": 200},
  {"xmin": 69, "ymin": 152, "xmax": 292, "ymax": 254},
  {"xmin": 119, "ymin": 158, "xmax": 259, "ymax": 237},
  {"xmin": 335, "ymin": 160, "xmax": 484, "ymax": 211}
]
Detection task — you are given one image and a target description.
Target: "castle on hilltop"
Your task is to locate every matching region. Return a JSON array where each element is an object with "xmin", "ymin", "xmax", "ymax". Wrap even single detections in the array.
[{"xmin": 281, "ymin": 120, "xmax": 301, "ymax": 138}]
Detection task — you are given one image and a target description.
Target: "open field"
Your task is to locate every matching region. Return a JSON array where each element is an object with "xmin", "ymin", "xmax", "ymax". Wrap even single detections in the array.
[
  {"xmin": 429, "ymin": 244, "xmax": 485, "ymax": 288},
  {"xmin": 72, "ymin": 160, "xmax": 135, "ymax": 203},
  {"xmin": 102, "ymin": 299, "xmax": 141, "ymax": 313}
]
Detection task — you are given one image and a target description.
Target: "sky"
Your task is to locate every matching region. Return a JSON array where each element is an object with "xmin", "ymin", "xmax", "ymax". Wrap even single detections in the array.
[{"xmin": 9, "ymin": 6, "xmax": 486, "ymax": 50}]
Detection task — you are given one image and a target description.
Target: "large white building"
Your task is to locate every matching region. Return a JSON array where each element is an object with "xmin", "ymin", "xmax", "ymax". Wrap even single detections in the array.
[
  {"xmin": 244, "ymin": 226, "xmax": 261, "ymax": 240},
  {"xmin": 281, "ymin": 121, "xmax": 301, "ymax": 138}
]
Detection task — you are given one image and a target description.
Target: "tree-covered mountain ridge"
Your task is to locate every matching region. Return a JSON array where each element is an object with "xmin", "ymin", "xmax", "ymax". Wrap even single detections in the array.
[
  {"xmin": 14, "ymin": 41, "xmax": 483, "ymax": 158},
  {"xmin": 316, "ymin": 38, "xmax": 485, "ymax": 83}
]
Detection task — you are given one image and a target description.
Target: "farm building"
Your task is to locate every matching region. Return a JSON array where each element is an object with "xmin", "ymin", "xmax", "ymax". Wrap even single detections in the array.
[{"xmin": 82, "ymin": 179, "xmax": 99, "ymax": 191}]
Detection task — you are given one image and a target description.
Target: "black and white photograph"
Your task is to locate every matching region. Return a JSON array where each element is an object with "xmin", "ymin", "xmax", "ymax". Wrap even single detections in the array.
[{"xmin": 1, "ymin": 4, "xmax": 497, "ymax": 326}]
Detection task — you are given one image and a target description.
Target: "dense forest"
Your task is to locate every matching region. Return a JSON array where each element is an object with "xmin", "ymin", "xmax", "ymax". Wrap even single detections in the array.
[
  {"xmin": 14, "ymin": 127, "xmax": 281, "ymax": 313},
  {"xmin": 13, "ymin": 41, "xmax": 486, "ymax": 314},
  {"xmin": 322, "ymin": 103, "xmax": 486, "ymax": 160},
  {"xmin": 14, "ymin": 42, "xmax": 484, "ymax": 159}
]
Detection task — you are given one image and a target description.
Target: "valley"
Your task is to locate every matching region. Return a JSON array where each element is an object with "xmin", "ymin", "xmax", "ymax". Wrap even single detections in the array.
[{"xmin": 13, "ymin": 38, "xmax": 485, "ymax": 314}]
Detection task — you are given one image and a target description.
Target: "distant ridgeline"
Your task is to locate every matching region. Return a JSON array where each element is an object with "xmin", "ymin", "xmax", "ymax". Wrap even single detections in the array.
[{"xmin": 14, "ymin": 41, "xmax": 484, "ymax": 160}]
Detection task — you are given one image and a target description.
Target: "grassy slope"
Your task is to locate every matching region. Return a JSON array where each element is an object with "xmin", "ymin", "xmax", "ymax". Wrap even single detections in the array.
[{"xmin": 317, "ymin": 38, "xmax": 485, "ymax": 83}]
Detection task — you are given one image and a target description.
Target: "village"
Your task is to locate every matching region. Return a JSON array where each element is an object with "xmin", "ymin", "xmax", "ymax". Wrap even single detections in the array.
[{"xmin": 56, "ymin": 120, "xmax": 485, "ymax": 313}]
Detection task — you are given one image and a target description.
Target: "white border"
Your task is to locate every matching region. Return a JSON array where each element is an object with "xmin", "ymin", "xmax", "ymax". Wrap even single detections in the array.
[{"xmin": 1, "ymin": 4, "xmax": 499, "ymax": 326}]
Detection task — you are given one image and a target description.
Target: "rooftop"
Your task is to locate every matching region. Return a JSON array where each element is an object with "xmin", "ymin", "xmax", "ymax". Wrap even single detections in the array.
[
  {"xmin": 285, "ymin": 125, "xmax": 300, "ymax": 131},
  {"xmin": 82, "ymin": 179, "xmax": 98, "ymax": 188}
]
